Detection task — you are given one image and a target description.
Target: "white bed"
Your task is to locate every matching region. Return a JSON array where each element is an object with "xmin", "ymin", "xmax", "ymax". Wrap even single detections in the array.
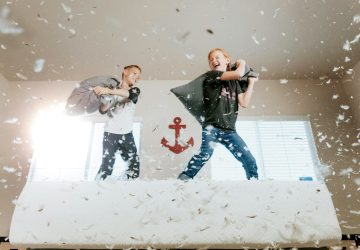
[{"xmin": 9, "ymin": 180, "xmax": 341, "ymax": 249}]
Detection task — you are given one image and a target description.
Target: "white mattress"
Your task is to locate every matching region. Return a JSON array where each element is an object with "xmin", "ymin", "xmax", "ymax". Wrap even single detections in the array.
[{"xmin": 9, "ymin": 180, "xmax": 341, "ymax": 249}]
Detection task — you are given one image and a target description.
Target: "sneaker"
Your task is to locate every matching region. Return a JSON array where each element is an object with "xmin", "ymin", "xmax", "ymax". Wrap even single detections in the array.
[{"xmin": 178, "ymin": 173, "xmax": 192, "ymax": 181}]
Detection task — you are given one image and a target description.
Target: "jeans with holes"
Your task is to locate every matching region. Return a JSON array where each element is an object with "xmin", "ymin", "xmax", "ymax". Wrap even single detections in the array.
[
  {"xmin": 95, "ymin": 132, "xmax": 139, "ymax": 180},
  {"xmin": 179, "ymin": 125, "xmax": 258, "ymax": 180}
]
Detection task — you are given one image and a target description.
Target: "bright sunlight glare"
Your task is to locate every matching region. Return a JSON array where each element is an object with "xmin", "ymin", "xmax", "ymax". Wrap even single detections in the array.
[{"xmin": 30, "ymin": 104, "xmax": 92, "ymax": 181}]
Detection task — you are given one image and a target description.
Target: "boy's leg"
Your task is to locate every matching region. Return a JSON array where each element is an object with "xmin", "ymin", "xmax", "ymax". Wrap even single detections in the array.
[
  {"xmin": 95, "ymin": 132, "xmax": 118, "ymax": 180},
  {"xmin": 178, "ymin": 126, "xmax": 217, "ymax": 179},
  {"xmin": 118, "ymin": 132, "xmax": 140, "ymax": 179},
  {"xmin": 220, "ymin": 131, "xmax": 258, "ymax": 180}
]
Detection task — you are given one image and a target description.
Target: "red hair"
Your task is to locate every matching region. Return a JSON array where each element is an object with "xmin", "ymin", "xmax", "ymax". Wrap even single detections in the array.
[{"xmin": 208, "ymin": 48, "xmax": 232, "ymax": 71}]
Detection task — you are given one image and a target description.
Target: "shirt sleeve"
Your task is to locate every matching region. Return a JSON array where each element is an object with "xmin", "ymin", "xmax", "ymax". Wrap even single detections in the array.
[
  {"xmin": 128, "ymin": 87, "xmax": 141, "ymax": 104},
  {"xmin": 237, "ymin": 79, "xmax": 249, "ymax": 94}
]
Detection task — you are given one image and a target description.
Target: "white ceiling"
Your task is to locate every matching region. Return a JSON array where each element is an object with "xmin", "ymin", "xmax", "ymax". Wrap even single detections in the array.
[{"xmin": 0, "ymin": 0, "xmax": 359, "ymax": 82}]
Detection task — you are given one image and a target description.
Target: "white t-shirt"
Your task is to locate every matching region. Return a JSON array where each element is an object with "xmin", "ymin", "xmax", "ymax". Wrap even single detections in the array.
[{"xmin": 104, "ymin": 99, "xmax": 136, "ymax": 135}]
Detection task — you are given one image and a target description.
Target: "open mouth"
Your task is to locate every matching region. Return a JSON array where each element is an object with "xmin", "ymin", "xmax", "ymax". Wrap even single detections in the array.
[{"xmin": 213, "ymin": 62, "xmax": 220, "ymax": 68}]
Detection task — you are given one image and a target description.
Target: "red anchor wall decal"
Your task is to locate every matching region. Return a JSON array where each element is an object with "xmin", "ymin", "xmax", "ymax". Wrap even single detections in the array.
[{"xmin": 161, "ymin": 117, "xmax": 194, "ymax": 154}]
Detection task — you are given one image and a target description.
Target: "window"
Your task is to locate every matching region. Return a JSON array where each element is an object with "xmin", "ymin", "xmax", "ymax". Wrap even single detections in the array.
[
  {"xmin": 211, "ymin": 117, "xmax": 321, "ymax": 181},
  {"xmin": 29, "ymin": 109, "xmax": 141, "ymax": 182}
]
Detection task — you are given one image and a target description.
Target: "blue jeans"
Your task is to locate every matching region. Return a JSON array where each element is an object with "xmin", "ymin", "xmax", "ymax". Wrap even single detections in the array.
[{"xmin": 180, "ymin": 126, "xmax": 258, "ymax": 179}]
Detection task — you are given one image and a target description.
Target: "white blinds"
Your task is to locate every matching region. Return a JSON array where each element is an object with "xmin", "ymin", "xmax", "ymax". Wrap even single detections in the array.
[{"xmin": 211, "ymin": 119, "xmax": 319, "ymax": 181}]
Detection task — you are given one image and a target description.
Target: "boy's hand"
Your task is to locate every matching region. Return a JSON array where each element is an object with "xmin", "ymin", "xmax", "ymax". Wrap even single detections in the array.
[{"xmin": 93, "ymin": 86, "xmax": 110, "ymax": 95}]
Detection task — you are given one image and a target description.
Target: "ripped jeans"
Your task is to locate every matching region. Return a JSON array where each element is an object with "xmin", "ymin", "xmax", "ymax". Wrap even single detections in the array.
[
  {"xmin": 179, "ymin": 125, "xmax": 258, "ymax": 180},
  {"xmin": 95, "ymin": 132, "xmax": 140, "ymax": 180}
]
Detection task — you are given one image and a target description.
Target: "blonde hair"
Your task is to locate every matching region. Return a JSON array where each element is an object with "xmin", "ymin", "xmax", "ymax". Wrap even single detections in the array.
[
  {"xmin": 208, "ymin": 48, "xmax": 232, "ymax": 71},
  {"xmin": 122, "ymin": 65, "xmax": 142, "ymax": 79}
]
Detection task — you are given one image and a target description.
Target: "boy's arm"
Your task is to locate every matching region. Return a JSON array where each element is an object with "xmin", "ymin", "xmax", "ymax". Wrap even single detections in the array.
[
  {"xmin": 238, "ymin": 77, "xmax": 257, "ymax": 108},
  {"xmin": 93, "ymin": 86, "xmax": 130, "ymax": 98},
  {"xmin": 94, "ymin": 86, "xmax": 140, "ymax": 107},
  {"xmin": 220, "ymin": 59, "xmax": 246, "ymax": 81},
  {"xmin": 94, "ymin": 86, "xmax": 130, "ymax": 114}
]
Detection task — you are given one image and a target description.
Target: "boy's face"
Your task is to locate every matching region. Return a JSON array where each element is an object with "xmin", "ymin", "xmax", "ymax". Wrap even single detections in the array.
[
  {"xmin": 123, "ymin": 67, "xmax": 141, "ymax": 86},
  {"xmin": 208, "ymin": 50, "xmax": 230, "ymax": 72}
]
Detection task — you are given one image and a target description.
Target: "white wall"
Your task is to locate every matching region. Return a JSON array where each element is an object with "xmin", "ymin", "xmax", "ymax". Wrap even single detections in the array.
[
  {"xmin": 0, "ymin": 73, "xmax": 9, "ymax": 120},
  {"xmin": 0, "ymin": 74, "xmax": 14, "ymax": 238},
  {"xmin": 342, "ymin": 61, "xmax": 360, "ymax": 126},
  {"xmin": 0, "ymin": 77, "xmax": 359, "ymax": 236}
]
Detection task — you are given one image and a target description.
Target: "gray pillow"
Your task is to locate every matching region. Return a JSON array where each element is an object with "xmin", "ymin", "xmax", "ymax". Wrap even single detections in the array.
[{"xmin": 65, "ymin": 76, "xmax": 119, "ymax": 116}]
